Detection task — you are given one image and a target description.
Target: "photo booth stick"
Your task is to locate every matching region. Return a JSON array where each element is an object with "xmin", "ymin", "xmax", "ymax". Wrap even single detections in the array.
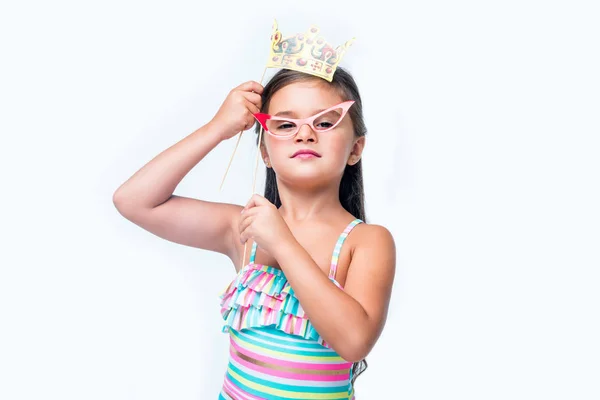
[
  {"xmin": 218, "ymin": 65, "xmax": 268, "ymax": 193},
  {"xmin": 218, "ymin": 19, "xmax": 356, "ymax": 269}
]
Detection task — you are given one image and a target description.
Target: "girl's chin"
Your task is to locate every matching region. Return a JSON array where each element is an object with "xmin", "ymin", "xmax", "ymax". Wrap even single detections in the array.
[{"xmin": 277, "ymin": 168, "xmax": 338, "ymax": 186}]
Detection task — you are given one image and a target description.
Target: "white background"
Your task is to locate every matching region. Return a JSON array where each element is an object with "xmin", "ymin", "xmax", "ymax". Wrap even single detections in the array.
[{"xmin": 1, "ymin": 0, "xmax": 599, "ymax": 399}]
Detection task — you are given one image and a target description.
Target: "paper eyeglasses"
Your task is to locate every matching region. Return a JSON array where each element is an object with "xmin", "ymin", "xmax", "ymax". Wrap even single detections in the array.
[{"xmin": 252, "ymin": 100, "xmax": 355, "ymax": 139}]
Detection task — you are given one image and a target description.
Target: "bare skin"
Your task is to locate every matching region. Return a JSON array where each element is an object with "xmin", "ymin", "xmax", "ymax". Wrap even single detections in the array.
[{"xmin": 113, "ymin": 79, "xmax": 396, "ymax": 362}]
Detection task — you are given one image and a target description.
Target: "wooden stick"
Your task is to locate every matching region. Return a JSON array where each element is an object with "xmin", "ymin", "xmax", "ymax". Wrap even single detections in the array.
[
  {"xmin": 219, "ymin": 66, "xmax": 268, "ymax": 192},
  {"xmin": 218, "ymin": 66, "xmax": 268, "ymax": 270},
  {"xmin": 252, "ymin": 126, "xmax": 264, "ymax": 193},
  {"xmin": 241, "ymin": 125, "xmax": 265, "ymax": 270},
  {"xmin": 218, "ymin": 130, "xmax": 243, "ymax": 191}
]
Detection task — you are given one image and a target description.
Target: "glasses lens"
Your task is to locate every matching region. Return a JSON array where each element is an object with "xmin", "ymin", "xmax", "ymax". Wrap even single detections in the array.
[
  {"xmin": 265, "ymin": 108, "xmax": 345, "ymax": 136},
  {"xmin": 266, "ymin": 119, "xmax": 297, "ymax": 136},
  {"xmin": 314, "ymin": 108, "xmax": 344, "ymax": 131}
]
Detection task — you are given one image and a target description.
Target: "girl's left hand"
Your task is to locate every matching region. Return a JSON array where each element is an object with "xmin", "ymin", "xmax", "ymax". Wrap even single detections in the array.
[{"xmin": 239, "ymin": 194, "xmax": 295, "ymax": 256}]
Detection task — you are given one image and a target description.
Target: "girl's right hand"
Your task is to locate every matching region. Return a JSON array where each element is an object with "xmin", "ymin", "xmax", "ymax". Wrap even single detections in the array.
[{"xmin": 209, "ymin": 80, "xmax": 264, "ymax": 140}]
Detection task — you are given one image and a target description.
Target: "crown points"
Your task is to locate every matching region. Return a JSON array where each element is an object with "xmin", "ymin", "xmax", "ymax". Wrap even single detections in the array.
[{"xmin": 265, "ymin": 21, "xmax": 354, "ymax": 82}]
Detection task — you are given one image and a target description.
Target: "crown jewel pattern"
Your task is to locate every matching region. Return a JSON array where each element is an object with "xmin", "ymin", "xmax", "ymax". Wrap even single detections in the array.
[{"xmin": 265, "ymin": 20, "xmax": 355, "ymax": 82}]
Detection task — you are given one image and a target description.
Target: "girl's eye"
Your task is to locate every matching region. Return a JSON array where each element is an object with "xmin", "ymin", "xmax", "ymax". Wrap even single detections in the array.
[
  {"xmin": 266, "ymin": 119, "xmax": 296, "ymax": 133},
  {"xmin": 316, "ymin": 121, "xmax": 334, "ymax": 128},
  {"xmin": 314, "ymin": 109, "xmax": 343, "ymax": 130},
  {"xmin": 277, "ymin": 123, "xmax": 296, "ymax": 130}
]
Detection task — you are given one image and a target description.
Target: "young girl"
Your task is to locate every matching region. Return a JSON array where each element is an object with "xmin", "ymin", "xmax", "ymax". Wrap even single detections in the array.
[{"xmin": 113, "ymin": 66, "xmax": 396, "ymax": 399}]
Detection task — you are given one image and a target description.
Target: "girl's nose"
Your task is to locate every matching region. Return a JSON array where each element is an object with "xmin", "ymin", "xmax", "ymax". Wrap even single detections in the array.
[{"xmin": 295, "ymin": 123, "xmax": 317, "ymax": 142}]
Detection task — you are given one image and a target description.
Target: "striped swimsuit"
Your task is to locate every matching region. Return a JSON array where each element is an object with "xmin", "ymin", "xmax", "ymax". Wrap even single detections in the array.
[{"xmin": 218, "ymin": 218, "xmax": 366, "ymax": 399}]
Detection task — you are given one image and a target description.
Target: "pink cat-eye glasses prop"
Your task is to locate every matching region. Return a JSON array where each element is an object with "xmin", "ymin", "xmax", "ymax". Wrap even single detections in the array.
[{"xmin": 252, "ymin": 100, "xmax": 355, "ymax": 139}]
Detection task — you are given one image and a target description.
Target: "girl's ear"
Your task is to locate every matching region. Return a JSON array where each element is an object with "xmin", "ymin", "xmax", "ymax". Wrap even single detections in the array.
[
  {"xmin": 348, "ymin": 136, "xmax": 366, "ymax": 166},
  {"xmin": 260, "ymin": 141, "xmax": 271, "ymax": 168}
]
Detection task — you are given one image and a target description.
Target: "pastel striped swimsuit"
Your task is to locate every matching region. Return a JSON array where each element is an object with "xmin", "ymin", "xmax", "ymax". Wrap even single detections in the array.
[{"xmin": 218, "ymin": 218, "xmax": 366, "ymax": 399}]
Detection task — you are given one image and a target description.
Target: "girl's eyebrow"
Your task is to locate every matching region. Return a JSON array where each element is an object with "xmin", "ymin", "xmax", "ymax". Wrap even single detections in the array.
[{"xmin": 274, "ymin": 106, "xmax": 331, "ymax": 117}]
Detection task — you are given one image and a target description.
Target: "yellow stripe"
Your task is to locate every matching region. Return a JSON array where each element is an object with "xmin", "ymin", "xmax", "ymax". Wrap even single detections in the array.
[
  {"xmin": 265, "ymin": 276, "xmax": 274, "ymax": 293},
  {"xmin": 227, "ymin": 367, "xmax": 348, "ymax": 399},
  {"xmin": 230, "ymin": 329, "xmax": 338, "ymax": 363}
]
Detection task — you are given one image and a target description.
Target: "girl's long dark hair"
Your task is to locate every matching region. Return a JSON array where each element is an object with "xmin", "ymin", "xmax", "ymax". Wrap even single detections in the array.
[
  {"xmin": 254, "ymin": 66, "xmax": 369, "ymax": 383},
  {"xmin": 255, "ymin": 66, "xmax": 367, "ymax": 222}
]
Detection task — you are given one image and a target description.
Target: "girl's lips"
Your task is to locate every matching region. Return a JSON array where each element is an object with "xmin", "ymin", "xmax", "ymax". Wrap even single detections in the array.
[
  {"xmin": 294, "ymin": 153, "xmax": 318, "ymax": 159},
  {"xmin": 292, "ymin": 149, "xmax": 321, "ymax": 158}
]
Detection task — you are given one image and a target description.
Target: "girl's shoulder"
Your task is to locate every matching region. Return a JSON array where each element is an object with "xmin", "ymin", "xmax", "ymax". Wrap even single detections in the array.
[
  {"xmin": 341, "ymin": 221, "xmax": 396, "ymax": 278},
  {"xmin": 351, "ymin": 221, "xmax": 395, "ymax": 249}
]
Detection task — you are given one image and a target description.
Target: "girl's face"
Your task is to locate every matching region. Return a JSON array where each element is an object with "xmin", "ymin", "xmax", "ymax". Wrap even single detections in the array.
[{"xmin": 260, "ymin": 79, "xmax": 364, "ymax": 189}]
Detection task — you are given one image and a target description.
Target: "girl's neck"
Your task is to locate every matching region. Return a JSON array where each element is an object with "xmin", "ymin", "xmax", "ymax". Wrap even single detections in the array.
[{"xmin": 276, "ymin": 184, "xmax": 344, "ymax": 223}]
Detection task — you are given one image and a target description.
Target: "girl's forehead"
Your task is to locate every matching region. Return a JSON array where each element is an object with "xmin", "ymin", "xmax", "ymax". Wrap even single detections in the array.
[{"xmin": 268, "ymin": 81, "xmax": 344, "ymax": 114}]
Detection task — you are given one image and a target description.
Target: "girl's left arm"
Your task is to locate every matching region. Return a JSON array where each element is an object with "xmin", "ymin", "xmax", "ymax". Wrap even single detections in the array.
[
  {"xmin": 239, "ymin": 194, "xmax": 396, "ymax": 362},
  {"xmin": 273, "ymin": 224, "xmax": 396, "ymax": 363}
]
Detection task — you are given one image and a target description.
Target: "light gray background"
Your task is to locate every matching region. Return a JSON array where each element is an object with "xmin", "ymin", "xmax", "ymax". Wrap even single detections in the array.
[{"xmin": 1, "ymin": 0, "xmax": 598, "ymax": 399}]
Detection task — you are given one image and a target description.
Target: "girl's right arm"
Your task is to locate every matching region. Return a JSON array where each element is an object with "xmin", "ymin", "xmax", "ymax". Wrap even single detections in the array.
[{"xmin": 112, "ymin": 81, "xmax": 263, "ymax": 266}]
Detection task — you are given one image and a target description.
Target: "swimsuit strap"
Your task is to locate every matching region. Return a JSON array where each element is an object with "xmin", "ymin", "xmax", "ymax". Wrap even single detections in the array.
[
  {"xmin": 329, "ymin": 219, "xmax": 364, "ymax": 280},
  {"xmin": 249, "ymin": 241, "xmax": 258, "ymax": 264}
]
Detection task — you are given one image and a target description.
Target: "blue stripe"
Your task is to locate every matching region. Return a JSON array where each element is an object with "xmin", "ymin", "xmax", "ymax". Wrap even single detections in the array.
[
  {"xmin": 241, "ymin": 326, "xmax": 332, "ymax": 349},
  {"xmin": 231, "ymin": 328, "xmax": 342, "ymax": 358}
]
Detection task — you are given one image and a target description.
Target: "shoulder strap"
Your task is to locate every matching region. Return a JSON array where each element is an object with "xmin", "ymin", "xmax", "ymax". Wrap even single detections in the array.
[
  {"xmin": 249, "ymin": 241, "xmax": 258, "ymax": 264},
  {"xmin": 329, "ymin": 219, "xmax": 363, "ymax": 280}
]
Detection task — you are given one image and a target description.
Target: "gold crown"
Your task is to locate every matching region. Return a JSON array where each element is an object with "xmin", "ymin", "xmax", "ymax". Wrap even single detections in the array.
[{"xmin": 265, "ymin": 20, "xmax": 355, "ymax": 82}]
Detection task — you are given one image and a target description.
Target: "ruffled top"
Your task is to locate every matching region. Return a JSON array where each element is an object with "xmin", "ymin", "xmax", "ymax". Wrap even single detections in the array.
[
  {"xmin": 218, "ymin": 218, "xmax": 363, "ymax": 348},
  {"xmin": 218, "ymin": 262, "xmax": 342, "ymax": 348}
]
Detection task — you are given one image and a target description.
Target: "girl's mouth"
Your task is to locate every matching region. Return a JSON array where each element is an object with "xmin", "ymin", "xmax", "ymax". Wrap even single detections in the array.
[{"xmin": 292, "ymin": 149, "xmax": 321, "ymax": 158}]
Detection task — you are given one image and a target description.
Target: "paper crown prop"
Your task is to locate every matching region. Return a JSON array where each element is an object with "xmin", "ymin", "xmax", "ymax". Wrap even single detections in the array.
[{"xmin": 265, "ymin": 20, "xmax": 356, "ymax": 82}]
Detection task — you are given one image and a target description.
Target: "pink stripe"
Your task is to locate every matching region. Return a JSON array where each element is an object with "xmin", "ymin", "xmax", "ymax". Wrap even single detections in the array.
[
  {"xmin": 263, "ymin": 273, "xmax": 275, "ymax": 290},
  {"xmin": 294, "ymin": 319, "xmax": 300, "ymax": 336},
  {"xmin": 252, "ymin": 273, "xmax": 266, "ymax": 289},
  {"xmin": 243, "ymin": 288, "xmax": 254, "ymax": 304},
  {"xmin": 283, "ymin": 314, "xmax": 291, "ymax": 332},
  {"xmin": 223, "ymin": 374, "xmax": 263, "ymax": 400},
  {"xmin": 229, "ymin": 345, "xmax": 349, "ymax": 382},
  {"xmin": 229, "ymin": 334, "xmax": 351, "ymax": 371}
]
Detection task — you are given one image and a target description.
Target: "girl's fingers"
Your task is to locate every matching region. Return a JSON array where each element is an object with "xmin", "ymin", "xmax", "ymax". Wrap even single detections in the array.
[
  {"xmin": 241, "ymin": 92, "xmax": 263, "ymax": 110},
  {"xmin": 238, "ymin": 214, "xmax": 255, "ymax": 243},
  {"xmin": 239, "ymin": 100, "xmax": 259, "ymax": 131},
  {"xmin": 243, "ymin": 98, "xmax": 260, "ymax": 115},
  {"xmin": 239, "ymin": 223, "xmax": 252, "ymax": 244},
  {"xmin": 235, "ymin": 80, "xmax": 264, "ymax": 95},
  {"xmin": 239, "ymin": 223, "xmax": 247, "ymax": 244},
  {"xmin": 246, "ymin": 194, "xmax": 269, "ymax": 210},
  {"xmin": 244, "ymin": 196, "xmax": 257, "ymax": 210}
]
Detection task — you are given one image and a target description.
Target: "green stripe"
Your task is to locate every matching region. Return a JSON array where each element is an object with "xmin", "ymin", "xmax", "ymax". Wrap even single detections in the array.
[
  {"xmin": 228, "ymin": 361, "xmax": 348, "ymax": 394},
  {"xmin": 231, "ymin": 329, "xmax": 341, "ymax": 358},
  {"xmin": 226, "ymin": 369, "xmax": 290, "ymax": 400}
]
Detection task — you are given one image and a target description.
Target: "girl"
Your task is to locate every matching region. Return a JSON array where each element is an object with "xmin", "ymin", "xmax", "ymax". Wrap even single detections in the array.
[{"xmin": 113, "ymin": 66, "xmax": 396, "ymax": 399}]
